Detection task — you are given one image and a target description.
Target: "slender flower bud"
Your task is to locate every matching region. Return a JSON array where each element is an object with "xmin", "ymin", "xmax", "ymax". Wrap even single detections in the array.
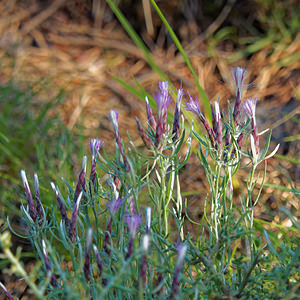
[
  {"xmin": 73, "ymin": 156, "xmax": 87, "ymax": 203},
  {"xmin": 154, "ymin": 81, "xmax": 173, "ymax": 147},
  {"xmin": 170, "ymin": 243, "xmax": 187, "ymax": 300},
  {"xmin": 0, "ymin": 282, "xmax": 14, "ymax": 300},
  {"xmin": 185, "ymin": 94, "xmax": 216, "ymax": 147},
  {"xmin": 145, "ymin": 207, "xmax": 151, "ymax": 234},
  {"xmin": 89, "ymin": 139, "xmax": 103, "ymax": 194},
  {"xmin": 84, "ymin": 228, "xmax": 93, "ymax": 282},
  {"xmin": 243, "ymin": 97, "xmax": 259, "ymax": 153},
  {"xmin": 214, "ymin": 101, "xmax": 223, "ymax": 149},
  {"xmin": 42, "ymin": 240, "xmax": 58, "ymax": 287},
  {"xmin": 33, "ymin": 173, "xmax": 44, "ymax": 225},
  {"xmin": 135, "ymin": 117, "xmax": 153, "ymax": 149},
  {"xmin": 172, "ymin": 88, "xmax": 183, "ymax": 141},
  {"xmin": 69, "ymin": 191, "xmax": 83, "ymax": 243},
  {"xmin": 93, "ymin": 244, "xmax": 103, "ymax": 277},
  {"xmin": 140, "ymin": 234, "xmax": 150, "ymax": 287},
  {"xmin": 50, "ymin": 182, "xmax": 70, "ymax": 227},
  {"xmin": 109, "ymin": 110, "xmax": 130, "ymax": 171},
  {"xmin": 145, "ymin": 96, "xmax": 157, "ymax": 131},
  {"xmin": 20, "ymin": 170, "xmax": 36, "ymax": 222},
  {"xmin": 104, "ymin": 217, "xmax": 113, "ymax": 255},
  {"xmin": 232, "ymin": 67, "xmax": 247, "ymax": 124}
]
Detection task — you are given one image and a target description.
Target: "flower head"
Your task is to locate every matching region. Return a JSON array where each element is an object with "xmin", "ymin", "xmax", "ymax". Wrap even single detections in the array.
[
  {"xmin": 154, "ymin": 81, "xmax": 173, "ymax": 147},
  {"xmin": 89, "ymin": 138, "xmax": 103, "ymax": 158},
  {"xmin": 109, "ymin": 110, "xmax": 119, "ymax": 134},
  {"xmin": 185, "ymin": 93, "xmax": 202, "ymax": 116},
  {"xmin": 243, "ymin": 97, "xmax": 257, "ymax": 119},
  {"xmin": 172, "ymin": 88, "xmax": 184, "ymax": 140},
  {"xmin": 20, "ymin": 170, "xmax": 36, "ymax": 221},
  {"xmin": 145, "ymin": 96, "xmax": 156, "ymax": 130},
  {"xmin": 232, "ymin": 67, "xmax": 247, "ymax": 124},
  {"xmin": 125, "ymin": 211, "xmax": 142, "ymax": 237},
  {"xmin": 106, "ymin": 197, "xmax": 122, "ymax": 216},
  {"xmin": 232, "ymin": 67, "xmax": 247, "ymax": 97}
]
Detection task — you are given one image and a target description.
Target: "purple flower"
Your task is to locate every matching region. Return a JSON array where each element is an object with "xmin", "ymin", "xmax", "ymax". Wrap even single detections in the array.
[
  {"xmin": 243, "ymin": 97, "xmax": 257, "ymax": 119},
  {"xmin": 89, "ymin": 138, "xmax": 103, "ymax": 158},
  {"xmin": 145, "ymin": 96, "xmax": 157, "ymax": 131},
  {"xmin": 34, "ymin": 173, "xmax": 44, "ymax": 224},
  {"xmin": 213, "ymin": 101, "xmax": 222, "ymax": 148},
  {"xmin": 106, "ymin": 197, "xmax": 122, "ymax": 216},
  {"xmin": 232, "ymin": 67, "xmax": 247, "ymax": 124},
  {"xmin": 42, "ymin": 240, "xmax": 58, "ymax": 287},
  {"xmin": 93, "ymin": 244, "xmax": 103, "ymax": 277},
  {"xmin": 154, "ymin": 81, "xmax": 173, "ymax": 147},
  {"xmin": 73, "ymin": 156, "xmax": 87, "ymax": 203},
  {"xmin": 170, "ymin": 243, "xmax": 187, "ymax": 299},
  {"xmin": 20, "ymin": 170, "xmax": 36, "ymax": 222},
  {"xmin": 172, "ymin": 88, "xmax": 183, "ymax": 141},
  {"xmin": 135, "ymin": 117, "xmax": 153, "ymax": 149},
  {"xmin": 83, "ymin": 229, "xmax": 93, "ymax": 282},
  {"xmin": 69, "ymin": 191, "xmax": 83, "ymax": 243},
  {"xmin": 89, "ymin": 139, "xmax": 103, "ymax": 193},
  {"xmin": 109, "ymin": 110, "xmax": 130, "ymax": 171},
  {"xmin": 185, "ymin": 94, "xmax": 216, "ymax": 148},
  {"xmin": 185, "ymin": 93, "xmax": 202, "ymax": 116},
  {"xmin": 243, "ymin": 97, "xmax": 259, "ymax": 153},
  {"xmin": 51, "ymin": 182, "xmax": 70, "ymax": 227},
  {"xmin": 125, "ymin": 211, "xmax": 142, "ymax": 238}
]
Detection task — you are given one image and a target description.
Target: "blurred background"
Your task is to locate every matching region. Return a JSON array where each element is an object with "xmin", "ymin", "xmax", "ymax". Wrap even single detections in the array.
[{"xmin": 0, "ymin": 0, "xmax": 299, "ymax": 297}]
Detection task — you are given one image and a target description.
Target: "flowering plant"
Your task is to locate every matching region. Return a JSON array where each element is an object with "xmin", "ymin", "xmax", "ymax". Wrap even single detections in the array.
[{"xmin": 1, "ymin": 69, "xmax": 298, "ymax": 300}]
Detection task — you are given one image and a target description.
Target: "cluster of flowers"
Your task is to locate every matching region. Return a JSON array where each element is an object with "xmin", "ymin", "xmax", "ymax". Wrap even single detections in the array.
[{"xmin": 1, "ymin": 67, "xmax": 270, "ymax": 299}]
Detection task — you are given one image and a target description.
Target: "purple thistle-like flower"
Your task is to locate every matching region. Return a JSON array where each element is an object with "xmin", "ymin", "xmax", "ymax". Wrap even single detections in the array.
[
  {"xmin": 232, "ymin": 67, "xmax": 247, "ymax": 124},
  {"xmin": 93, "ymin": 244, "xmax": 103, "ymax": 277},
  {"xmin": 42, "ymin": 240, "xmax": 58, "ymax": 287},
  {"xmin": 34, "ymin": 173, "xmax": 44, "ymax": 224},
  {"xmin": 84, "ymin": 228, "xmax": 93, "ymax": 282},
  {"xmin": 135, "ymin": 117, "xmax": 153, "ymax": 149},
  {"xmin": 145, "ymin": 96, "xmax": 157, "ymax": 131},
  {"xmin": 125, "ymin": 211, "xmax": 142, "ymax": 238},
  {"xmin": 185, "ymin": 93, "xmax": 202, "ymax": 116},
  {"xmin": 73, "ymin": 156, "xmax": 87, "ymax": 203},
  {"xmin": 69, "ymin": 191, "xmax": 83, "ymax": 243},
  {"xmin": 154, "ymin": 81, "xmax": 173, "ymax": 147},
  {"xmin": 0, "ymin": 282, "xmax": 14, "ymax": 300},
  {"xmin": 89, "ymin": 138, "xmax": 103, "ymax": 194},
  {"xmin": 20, "ymin": 170, "xmax": 36, "ymax": 222},
  {"xmin": 172, "ymin": 88, "xmax": 183, "ymax": 141},
  {"xmin": 170, "ymin": 243, "xmax": 187, "ymax": 300},
  {"xmin": 185, "ymin": 94, "xmax": 216, "ymax": 147},
  {"xmin": 106, "ymin": 197, "xmax": 122, "ymax": 216},
  {"xmin": 109, "ymin": 110, "xmax": 130, "ymax": 171},
  {"xmin": 50, "ymin": 182, "xmax": 70, "ymax": 227},
  {"xmin": 243, "ymin": 97, "xmax": 259, "ymax": 153}
]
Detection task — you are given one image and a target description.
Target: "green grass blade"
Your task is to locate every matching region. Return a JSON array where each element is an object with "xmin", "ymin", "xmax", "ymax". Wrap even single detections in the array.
[
  {"xmin": 149, "ymin": 0, "xmax": 211, "ymax": 120},
  {"xmin": 105, "ymin": 0, "xmax": 167, "ymax": 80}
]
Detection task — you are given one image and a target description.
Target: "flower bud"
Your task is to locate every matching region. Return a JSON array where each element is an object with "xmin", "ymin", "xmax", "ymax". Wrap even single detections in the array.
[{"xmin": 20, "ymin": 170, "xmax": 36, "ymax": 222}]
